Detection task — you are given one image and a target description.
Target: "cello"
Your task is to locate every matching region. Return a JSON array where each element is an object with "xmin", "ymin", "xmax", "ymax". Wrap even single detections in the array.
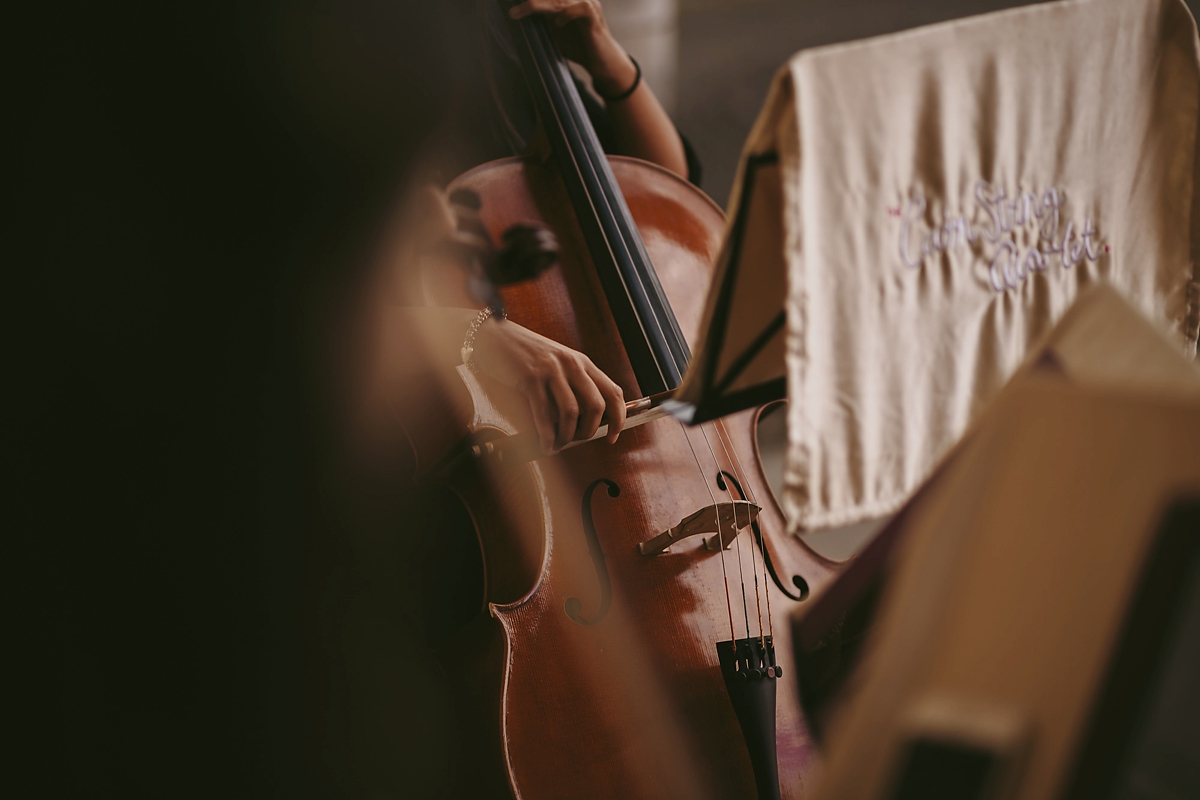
[{"xmin": 418, "ymin": 4, "xmax": 840, "ymax": 798}]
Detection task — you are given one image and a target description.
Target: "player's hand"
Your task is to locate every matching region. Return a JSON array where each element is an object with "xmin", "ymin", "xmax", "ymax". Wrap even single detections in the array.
[
  {"xmin": 472, "ymin": 317, "xmax": 627, "ymax": 453},
  {"xmin": 508, "ymin": 0, "xmax": 638, "ymax": 99}
]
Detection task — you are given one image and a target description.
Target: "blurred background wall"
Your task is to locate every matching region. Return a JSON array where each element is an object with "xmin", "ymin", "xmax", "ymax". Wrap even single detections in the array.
[{"xmin": 607, "ymin": 0, "xmax": 681, "ymax": 113}]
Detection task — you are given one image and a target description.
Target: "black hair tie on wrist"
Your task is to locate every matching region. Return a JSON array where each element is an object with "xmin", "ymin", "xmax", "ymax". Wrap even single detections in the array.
[{"xmin": 599, "ymin": 56, "xmax": 641, "ymax": 103}]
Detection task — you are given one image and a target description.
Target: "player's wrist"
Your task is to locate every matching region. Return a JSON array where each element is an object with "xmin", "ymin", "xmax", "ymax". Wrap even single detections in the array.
[{"xmin": 582, "ymin": 27, "xmax": 629, "ymax": 87}]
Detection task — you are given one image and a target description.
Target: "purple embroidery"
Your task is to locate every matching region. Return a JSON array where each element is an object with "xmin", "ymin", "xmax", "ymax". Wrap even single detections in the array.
[{"xmin": 898, "ymin": 180, "xmax": 1106, "ymax": 292}]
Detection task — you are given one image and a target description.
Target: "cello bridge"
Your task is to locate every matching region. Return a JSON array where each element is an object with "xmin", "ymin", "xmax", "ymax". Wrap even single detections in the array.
[{"xmin": 637, "ymin": 501, "xmax": 760, "ymax": 556}]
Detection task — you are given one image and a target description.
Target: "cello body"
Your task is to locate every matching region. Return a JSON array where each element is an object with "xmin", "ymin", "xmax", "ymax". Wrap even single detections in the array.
[{"xmin": 418, "ymin": 153, "xmax": 839, "ymax": 800}]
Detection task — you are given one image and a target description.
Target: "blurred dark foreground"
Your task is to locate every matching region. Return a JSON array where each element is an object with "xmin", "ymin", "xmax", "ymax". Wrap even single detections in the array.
[{"xmin": 13, "ymin": 2, "xmax": 476, "ymax": 796}]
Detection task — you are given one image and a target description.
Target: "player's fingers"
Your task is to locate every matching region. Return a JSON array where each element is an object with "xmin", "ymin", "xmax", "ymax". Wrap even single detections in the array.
[
  {"xmin": 545, "ymin": 368, "xmax": 579, "ymax": 451},
  {"xmin": 584, "ymin": 361, "xmax": 626, "ymax": 444}
]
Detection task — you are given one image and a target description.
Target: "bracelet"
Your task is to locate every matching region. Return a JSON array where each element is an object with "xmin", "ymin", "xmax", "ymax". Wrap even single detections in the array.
[
  {"xmin": 461, "ymin": 306, "xmax": 504, "ymax": 373},
  {"xmin": 597, "ymin": 56, "xmax": 641, "ymax": 103}
]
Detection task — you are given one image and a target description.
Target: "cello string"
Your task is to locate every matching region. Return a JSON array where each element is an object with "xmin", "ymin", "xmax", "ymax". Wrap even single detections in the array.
[
  {"xmin": 696, "ymin": 422, "xmax": 748, "ymax": 642},
  {"xmin": 721, "ymin": 422, "xmax": 775, "ymax": 641},
  {"xmin": 677, "ymin": 419, "xmax": 737, "ymax": 644},
  {"xmin": 712, "ymin": 420, "xmax": 771, "ymax": 647},
  {"xmin": 695, "ymin": 420, "xmax": 752, "ymax": 640},
  {"xmin": 705, "ymin": 424, "xmax": 763, "ymax": 642},
  {"xmin": 519, "ymin": 14, "xmax": 675, "ymax": 395}
]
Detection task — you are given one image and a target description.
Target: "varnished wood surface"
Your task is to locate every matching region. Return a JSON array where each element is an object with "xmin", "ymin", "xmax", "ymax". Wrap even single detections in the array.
[{"xmin": 429, "ymin": 156, "xmax": 841, "ymax": 800}]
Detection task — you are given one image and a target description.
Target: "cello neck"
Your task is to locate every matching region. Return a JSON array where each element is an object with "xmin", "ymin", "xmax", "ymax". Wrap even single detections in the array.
[{"xmin": 504, "ymin": 2, "xmax": 690, "ymax": 396}]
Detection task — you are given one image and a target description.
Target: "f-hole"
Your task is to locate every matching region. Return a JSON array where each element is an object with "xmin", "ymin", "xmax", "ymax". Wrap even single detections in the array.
[
  {"xmin": 717, "ymin": 471, "xmax": 808, "ymax": 601},
  {"xmin": 566, "ymin": 478, "xmax": 619, "ymax": 625}
]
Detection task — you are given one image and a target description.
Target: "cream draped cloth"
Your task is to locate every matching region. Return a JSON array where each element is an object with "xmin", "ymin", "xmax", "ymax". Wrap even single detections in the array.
[{"xmin": 718, "ymin": 0, "xmax": 1200, "ymax": 532}]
